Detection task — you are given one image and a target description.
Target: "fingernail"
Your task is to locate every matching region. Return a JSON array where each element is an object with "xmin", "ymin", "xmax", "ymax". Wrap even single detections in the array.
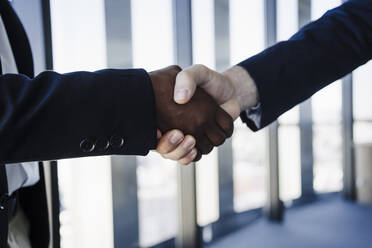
[
  {"xmin": 183, "ymin": 138, "xmax": 195, "ymax": 149},
  {"xmin": 170, "ymin": 132, "xmax": 183, "ymax": 144},
  {"xmin": 174, "ymin": 89, "xmax": 189, "ymax": 102}
]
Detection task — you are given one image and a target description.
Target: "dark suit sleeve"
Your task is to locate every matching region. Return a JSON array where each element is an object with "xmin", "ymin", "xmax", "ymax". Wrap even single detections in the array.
[
  {"xmin": 238, "ymin": 0, "xmax": 372, "ymax": 131},
  {"xmin": 0, "ymin": 68, "xmax": 157, "ymax": 163}
]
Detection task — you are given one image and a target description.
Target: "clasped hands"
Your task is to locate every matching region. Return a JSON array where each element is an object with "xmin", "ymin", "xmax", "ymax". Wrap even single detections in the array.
[{"xmin": 150, "ymin": 64, "xmax": 258, "ymax": 165}]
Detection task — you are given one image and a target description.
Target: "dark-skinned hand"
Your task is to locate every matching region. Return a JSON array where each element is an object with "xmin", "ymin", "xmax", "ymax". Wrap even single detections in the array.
[{"xmin": 149, "ymin": 65, "xmax": 233, "ymax": 163}]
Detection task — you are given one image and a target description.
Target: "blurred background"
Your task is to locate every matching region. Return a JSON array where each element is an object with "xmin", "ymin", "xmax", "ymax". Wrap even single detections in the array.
[{"xmin": 12, "ymin": 0, "xmax": 372, "ymax": 247}]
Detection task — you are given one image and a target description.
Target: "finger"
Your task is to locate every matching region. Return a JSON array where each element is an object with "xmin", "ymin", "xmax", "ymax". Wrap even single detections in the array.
[
  {"xmin": 206, "ymin": 124, "xmax": 226, "ymax": 146},
  {"xmin": 157, "ymin": 129, "xmax": 162, "ymax": 139},
  {"xmin": 156, "ymin": 130, "xmax": 184, "ymax": 154},
  {"xmin": 215, "ymin": 108, "xmax": 234, "ymax": 138},
  {"xmin": 178, "ymin": 148, "xmax": 198, "ymax": 165},
  {"xmin": 220, "ymin": 99, "xmax": 241, "ymax": 120},
  {"xmin": 174, "ymin": 64, "xmax": 213, "ymax": 104},
  {"xmin": 193, "ymin": 151, "xmax": 202, "ymax": 162},
  {"xmin": 196, "ymin": 135, "xmax": 214, "ymax": 155},
  {"xmin": 162, "ymin": 135, "xmax": 196, "ymax": 160}
]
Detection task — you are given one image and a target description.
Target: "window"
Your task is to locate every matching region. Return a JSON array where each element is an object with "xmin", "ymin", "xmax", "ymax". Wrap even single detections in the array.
[
  {"xmin": 277, "ymin": 0, "xmax": 302, "ymax": 202},
  {"xmin": 353, "ymin": 61, "xmax": 372, "ymax": 144},
  {"xmin": 192, "ymin": 0, "xmax": 220, "ymax": 226},
  {"xmin": 311, "ymin": 0, "xmax": 343, "ymax": 193},
  {"xmin": 230, "ymin": 0, "xmax": 267, "ymax": 212},
  {"xmin": 131, "ymin": 0, "xmax": 178, "ymax": 246},
  {"xmin": 51, "ymin": 0, "xmax": 178, "ymax": 247},
  {"xmin": 50, "ymin": 1, "xmax": 114, "ymax": 247},
  {"xmin": 232, "ymin": 123, "xmax": 267, "ymax": 211}
]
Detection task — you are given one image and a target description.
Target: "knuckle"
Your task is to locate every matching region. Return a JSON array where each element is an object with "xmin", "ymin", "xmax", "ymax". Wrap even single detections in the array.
[
  {"xmin": 171, "ymin": 65, "xmax": 182, "ymax": 72},
  {"xmin": 193, "ymin": 152, "xmax": 202, "ymax": 162},
  {"xmin": 195, "ymin": 64, "xmax": 207, "ymax": 71},
  {"xmin": 195, "ymin": 119, "xmax": 208, "ymax": 131},
  {"xmin": 214, "ymin": 136, "xmax": 225, "ymax": 146},
  {"xmin": 180, "ymin": 69, "xmax": 192, "ymax": 78},
  {"xmin": 162, "ymin": 151, "xmax": 179, "ymax": 160},
  {"xmin": 161, "ymin": 153, "xmax": 169, "ymax": 159},
  {"xmin": 156, "ymin": 146, "xmax": 167, "ymax": 154},
  {"xmin": 208, "ymin": 130, "xmax": 226, "ymax": 146},
  {"xmin": 184, "ymin": 135, "xmax": 196, "ymax": 145},
  {"xmin": 165, "ymin": 154, "xmax": 177, "ymax": 161},
  {"xmin": 206, "ymin": 146, "xmax": 213, "ymax": 154},
  {"xmin": 218, "ymin": 117, "xmax": 234, "ymax": 137},
  {"xmin": 179, "ymin": 158, "xmax": 190, "ymax": 166},
  {"xmin": 226, "ymin": 122, "xmax": 234, "ymax": 137},
  {"xmin": 198, "ymin": 144, "xmax": 213, "ymax": 155},
  {"xmin": 157, "ymin": 144, "xmax": 173, "ymax": 154},
  {"xmin": 193, "ymin": 64, "xmax": 203, "ymax": 69}
]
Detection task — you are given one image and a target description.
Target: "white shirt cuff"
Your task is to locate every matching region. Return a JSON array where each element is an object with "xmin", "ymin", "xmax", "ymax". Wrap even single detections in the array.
[
  {"xmin": 5, "ymin": 162, "xmax": 40, "ymax": 195},
  {"xmin": 244, "ymin": 102, "xmax": 262, "ymax": 129}
]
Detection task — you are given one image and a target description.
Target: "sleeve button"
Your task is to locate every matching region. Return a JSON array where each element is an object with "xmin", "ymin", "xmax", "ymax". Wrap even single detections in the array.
[
  {"xmin": 110, "ymin": 136, "xmax": 124, "ymax": 149},
  {"xmin": 80, "ymin": 138, "xmax": 95, "ymax": 152}
]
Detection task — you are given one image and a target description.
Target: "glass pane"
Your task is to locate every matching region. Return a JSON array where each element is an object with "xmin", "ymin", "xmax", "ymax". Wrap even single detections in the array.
[
  {"xmin": 354, "ymin": 122, "xmax": 372, "ymax": 144},
  {"xmin": 311, "ymin": 0, "xmax": 343, "ymax": 194},
  {"xmin": 131, "ymin": 0, "xmax": 174, "ymax": 71},
  {"xmin": 192, "ymin": 0, "xmax": 215, "ymax": 69},
  {"xmin": 58, "ymin": 157, "xmax": 113, "ymax": 248},
  {"xmin": 131, "ymin": 0, "xmax": 177, "ymax": 246},
  {"xmin": 353, "ymin": 61, "xmax": 372, "ymax": 121},
  {"xmin": 50, "ymin": 1, "xmax": 113, "ymax": 247},
  {"xmin": 196, "ymin": 151, "xmax": 219, "ymax": 226},
  {"xmin": 230, "ymin": 0, "xmax": 264, "ymax": 65},
  {"xmin": 312, "ymin": 81, "xmax": 342, "ymax": 124},
  {"xmin": 51, "ymin": 0, "xmax": 107, "ymax": 72},
  {"xmin": 313, "ymin": 125, "xmax": 343, "ymax": 193},
  {"xmin": 279, "ymin": 126, "xmax": 301, "ymax": 201},
  {"xmin": 311, "ymin": 0, "xmax": 342, "ymax": 124},
  {"xmin": 311, "ymin": 0, "xmax": 341, "ymax": 20},
  {"xmin": 136, "ymin": 155, "xmax": 177, "ymax": 247},
  {"xmin": 278, "ymin": 107, "xmax": 300, "ymax": 125},
  {"xmin": 277, "ymin": 0, "xmax": 299, "ymax": 124},
  {"xmin": 230, "ymin": 0, "xmax": 266, "ymax": 212},
  {"xmin": 233, "ymin": 122, "xmax": 266, "ymax": 212},
  {"xmin": 277, "ymin": 0, "xmax": 298, "ymax": 42}
]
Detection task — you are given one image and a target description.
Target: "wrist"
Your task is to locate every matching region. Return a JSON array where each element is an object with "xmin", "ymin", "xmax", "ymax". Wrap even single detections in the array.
[{"xmin": 222, "ymin": 66, "xmax": 259, "ymax": 113}]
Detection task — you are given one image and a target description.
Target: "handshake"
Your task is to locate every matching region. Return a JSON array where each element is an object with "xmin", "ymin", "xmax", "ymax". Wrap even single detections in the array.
[{"xmin": 149, "ymin": 65, "xmax": 258, "ymax": 165}]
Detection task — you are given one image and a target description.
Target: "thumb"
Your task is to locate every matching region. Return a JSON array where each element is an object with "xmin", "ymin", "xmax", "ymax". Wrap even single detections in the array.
[{"xmin": 174, "ymin": 64, "xmax": 212, "ymax": 104}]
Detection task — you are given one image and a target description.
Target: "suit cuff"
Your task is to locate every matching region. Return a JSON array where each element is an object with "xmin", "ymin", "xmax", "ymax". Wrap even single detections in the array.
[{"xmin": 113, "ymin": 69, "xmax": 158, "ymax": 154}]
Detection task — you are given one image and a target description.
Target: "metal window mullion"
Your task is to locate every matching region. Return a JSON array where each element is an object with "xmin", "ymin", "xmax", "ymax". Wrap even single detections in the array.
[
  {"xmin": 341, "ymin": 0, "xmax": 356, "ymax": 201},
  {"xmin": 264, "ymin": 0, "xmax": 282, "ymax": 221},
  {"xmin": 40, "ymin": 1, "xmax": 61, "ymax": 247},
  {"xmin": 299, "ymin": 101, "xmax": 315, "ymax": 198},
  {"xmin": 104, "ymin": 1, "xmax": 139, "ymax": 247},
  {"xmin": 41, "ymin": 0, "xmax": 53, "ymax": 70},
  {"xmin": 342, "ymin": 73, "xmax": 355, "ymax": 200},
  {"xmin": 298, "ymin": 0, "xmax": 315, "ymax": 199},
  {"xmin": 173, "ymin": 1, "xmax": 201, "ymax": 248},
  {"xmin": 214, "ymin": 0, "xmax": 235, "ymax": 219}
]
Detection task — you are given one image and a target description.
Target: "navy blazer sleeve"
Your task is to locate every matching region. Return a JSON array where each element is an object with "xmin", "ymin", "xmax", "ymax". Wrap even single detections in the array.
[
  {"xmin": 0, "ymin": 68, "xmax": 157, "ymax": 163},
  {"xmin": 239, "ymin": 0, "xmax": 372, "ymax": 131}
]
